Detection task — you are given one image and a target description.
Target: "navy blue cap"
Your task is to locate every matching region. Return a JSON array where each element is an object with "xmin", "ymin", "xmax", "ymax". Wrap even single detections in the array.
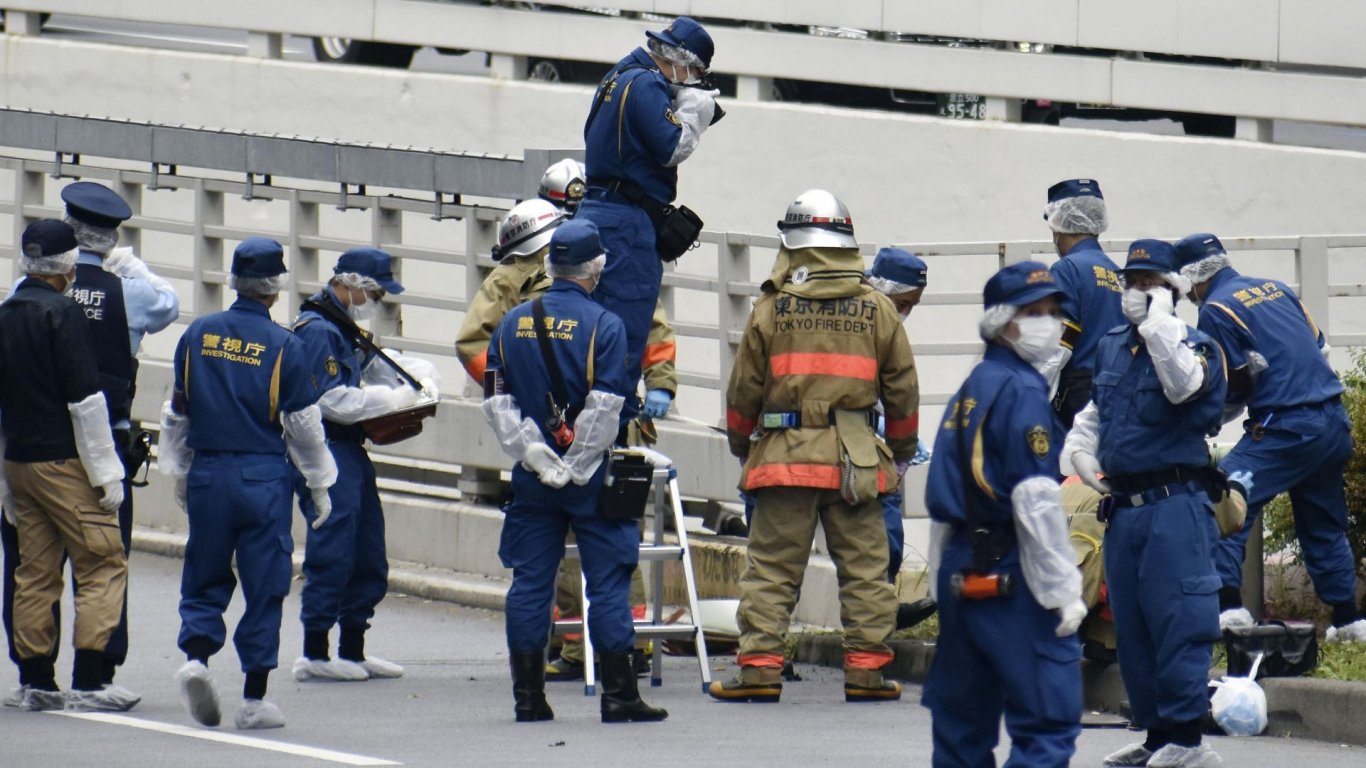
[
  {"xmin": 1046, "ymin": 178, "xmax": 1103, "ymax": 205},
  {"xmin": 868, "ymin": 248, "xmax": 928, "ymax": 288},
  {"xmin": 231, "ymin": 238, "xmax": 287, "ymax": 278},
  {"xmin": 22, "ymin": 219, "xmax": 78, "ymax": 258},
  {"xmin": 1123, "ymin": 239, "xmax": 1179, "ymax": 273},
  {"xmin": 548, "ymin": 219, "xmax": 606, "ymax": 266},
  {"xmin": 335, "ymin": 247, "xmax": 405, "ymax": 295},
  {"xmin": 60, "ymin": 181, "xmax": 133, "ymax": 229},
  {"xmin": 1174, "ymin": 233, "xmax": 1226, "ymax": 268},
  {"xmin": 983, "ymin": 261, "xmax": 1063, "ymax": 308},
  {"xmin": 646, "ymin": 16, "xmax": 714, "ymax": 69}
]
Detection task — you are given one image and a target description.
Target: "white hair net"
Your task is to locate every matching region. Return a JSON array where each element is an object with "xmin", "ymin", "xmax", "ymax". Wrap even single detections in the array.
[
  {"xmin": 230, "ymin": 273, "xmax": 289, "ymax": 297},
  {"xmin": 647, "ymin": 38, "xmax": 703, "ymax": 70},
  {"xmin": 1179, "ymin": 254, "xmax": 1232, "ymax": 288},
  {"xmin": 1044, "ymin": 197, "xmax": 1109, "ymax": 236},
  {"xmin": 63, "ymin": 216, "xmax": 119, "ymax": 255},
  {"xmin": 979, "ymin": 304, "xmax": 1018, "ymax": 342},
  {"xmin": 332, "ymin": 271, "xmax": 383, "ymax": 293},
  {"xmin": 545, "ymin": 253, "xmax": 606, "ymax": 281},
  {"xmin": 21, "ymin": 247, "xmax": 78, "ymax": 276},
  {"xmin": 867, "ymin": 276, "xmax": 920, "ymax": 296}
]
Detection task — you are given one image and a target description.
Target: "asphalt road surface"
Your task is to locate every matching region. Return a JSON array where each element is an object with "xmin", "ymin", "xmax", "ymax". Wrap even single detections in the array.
[{"xmin": 1, "ymin": 550, "xmax": 1363, "ymax": 767}]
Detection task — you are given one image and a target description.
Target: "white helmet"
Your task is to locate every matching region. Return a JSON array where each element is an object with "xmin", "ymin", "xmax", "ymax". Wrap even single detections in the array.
[
  {"xmin": 776, "ymin": 189, "xmax": 857, "ymax": 249},
  {"xmin": 538, "ymin": 159, "xmax": 588, "ymax": 214},
  {"xmin": 494, "ymin": 200, "xmax": 565, "ymax": 261}
]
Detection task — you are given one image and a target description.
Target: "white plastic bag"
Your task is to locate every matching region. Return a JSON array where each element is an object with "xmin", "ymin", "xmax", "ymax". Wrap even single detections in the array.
[{"xmin": 1210, "ymin": 652, "xmax": 1268, "ymax": 737}]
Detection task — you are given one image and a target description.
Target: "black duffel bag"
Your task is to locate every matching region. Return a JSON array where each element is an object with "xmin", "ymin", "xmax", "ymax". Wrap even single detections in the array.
[{"xmin": 1224, "ymin": 621, "xmax": 1318, "ymax": 678}]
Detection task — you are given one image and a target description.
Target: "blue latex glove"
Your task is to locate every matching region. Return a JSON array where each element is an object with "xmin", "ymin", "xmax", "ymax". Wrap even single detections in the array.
[
  {"xmin": 1227, "ymin": 469, "xmax": 1254, "ymax": 499},
  {"xmin": 642, "ymin": 389, "xmax": 672, "ymax": 420},
  {"xmin": 911, "ymin": 443, "xmax": 932, "ymax": 466}
]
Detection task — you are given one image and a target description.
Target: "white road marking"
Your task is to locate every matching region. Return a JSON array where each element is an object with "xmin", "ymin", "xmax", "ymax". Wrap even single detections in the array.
[{"xmin": 50, "ymin": 711, "xmax": 402, "ymax": 766}]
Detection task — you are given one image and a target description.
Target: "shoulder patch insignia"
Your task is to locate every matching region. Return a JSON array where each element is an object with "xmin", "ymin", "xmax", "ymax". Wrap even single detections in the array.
[
  {"xmin": 324, "ymin": 357, "xmax": 340, "ymax": 377},
  {"xmin": 1026, "ymin": 425, "xmax": 1050, "ymax": 458},
  {"xmin": 665, "ymin": 109, "xmax": 682, "ymax": 127}
]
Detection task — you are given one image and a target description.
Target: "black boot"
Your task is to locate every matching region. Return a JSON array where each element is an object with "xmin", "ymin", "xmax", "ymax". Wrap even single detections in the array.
[
  {"xmin": 599, "ymin": 652, "xmax": 667, "ymax": 723},
  {"xmin": 510, "ymin": 652, "xmax": 554, "ymax": 722}
]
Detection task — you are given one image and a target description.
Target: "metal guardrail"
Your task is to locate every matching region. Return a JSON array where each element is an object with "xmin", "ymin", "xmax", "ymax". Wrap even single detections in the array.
[
  {"xmin": 3, "ymin": 112, "xmax": 1365, "ymax": 508},
  {"xmin": 5, "ymin": 1, "xmax": 1366, "ymax": 127}
]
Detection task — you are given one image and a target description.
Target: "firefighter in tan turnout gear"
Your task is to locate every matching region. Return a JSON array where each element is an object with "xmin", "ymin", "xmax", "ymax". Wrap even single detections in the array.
[{"xmin": 710, "ymin": 190, "xmax": 921, "ymax": 703}]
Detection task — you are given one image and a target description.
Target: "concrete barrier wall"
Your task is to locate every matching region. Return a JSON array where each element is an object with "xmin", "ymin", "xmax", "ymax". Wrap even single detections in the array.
[{"xmin": 4, "ymin": 36, "xmax": 1366, "ymax": 250}]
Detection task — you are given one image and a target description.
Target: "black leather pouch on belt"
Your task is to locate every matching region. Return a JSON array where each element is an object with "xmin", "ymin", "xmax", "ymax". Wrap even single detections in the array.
[
  {"xmin": 653, "ymin": 204, "xmax": 703, "ymax": 263},
  {"xmin": 597, "ymin": 451, "xmax": 654, "ymax": 521}
]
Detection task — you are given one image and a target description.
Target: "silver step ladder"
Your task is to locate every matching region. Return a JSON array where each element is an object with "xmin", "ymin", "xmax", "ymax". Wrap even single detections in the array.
[{"xmin": 555, "ymin": 464, "xmax": 711, "ymax": 694}]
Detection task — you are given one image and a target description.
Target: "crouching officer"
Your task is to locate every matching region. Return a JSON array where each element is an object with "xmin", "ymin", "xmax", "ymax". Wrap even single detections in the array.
[
  {"xmin": 1062, "ymin": 240, "xmax": 1227, "ymax": 768},
  {"xmin": 922, "ymin": 261, "xmax": 1086, "ymax": 768},
  {"xmin": 481, "ymin": 219, "xmax": 666, "ymax": 724},
  {"xmin": 292, "ymin": 247, "xmax": 431, "ymax": 682},
  {"xmin": 159, "ymin": 238, "xmax": 337, "ymax": 730},
  {"xmin": 713, "ymin": 190, "xmax": 920, "ymax": 703}
]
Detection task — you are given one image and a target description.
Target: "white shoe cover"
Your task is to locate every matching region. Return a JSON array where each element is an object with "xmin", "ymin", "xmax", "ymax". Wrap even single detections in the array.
[
  {"xmin": 1148, "ymin": 744, "xmax": 1224, "ymax": 768},
  {"xmin": 235, "ymin": 698, "xmax": 285, "ymax": 730},
  {"xmin": 176, "ymin": 660, "xmax": 221, "ymax": 727},
  {"xmin": 360, "ymin": 657, "xmax": 404, "ymax": 679},
  {"xmin": 1218, "ymin": 607, "xmax": 1256, "ymax": 632},
  {"xmin": 66, "ymin": 685, "xmax": 141, "ymax": 712},
  {"xmin": 1103, "ymin": 742, "xmax": 1154, "ymax": 767},
  {"xmin": 3, "ymin": 686, "xmax": 30, "ymax": 708},
  {"xmin": 292, "ymin": 656, "xmax": 369, "ymax": 682},
  {"xmin": 20, "ymin": 688, "xmax": 65, "ymax": 711},
  {"xmin": 1326, "ymin": 618, "xmax": 1366, "ymax": 644}
]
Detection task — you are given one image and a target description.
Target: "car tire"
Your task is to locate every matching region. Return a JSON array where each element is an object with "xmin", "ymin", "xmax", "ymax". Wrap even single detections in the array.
[
  {"xmin": 311, "ymin": 37, "xmax": 416, "ymax": 69},
  {"xmin": 527, "ymin": 58, "xmax": 573, "ymax": 82}
]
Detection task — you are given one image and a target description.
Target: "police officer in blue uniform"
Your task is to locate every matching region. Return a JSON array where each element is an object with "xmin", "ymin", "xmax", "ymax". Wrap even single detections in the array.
[
  {"xmin": 579, "ymin": 16, "xmax": 719, "ymax": 420},
  {"xmin": 291, "ymin": 247, "xmax": 435, "ymax": 683},
  {"xmin": 865, "ymin": 248, "xmax": 932, "ymax": 585},
  {"xmin": 1043, "ymin": 179, "xmax": 1125, "ymax": 428},
  {"xmin": 159, "ymin": 238, "xmax": 336, "ymax": 730},
  {"xmin": 1175, "ymin": 233, "xmax": 1365, "ymax": 642},
  {"xmin": 1063, "ymin": 240, "xmax": 1228, "ymax": 768},
  {"xmin": 922, "ymin": 261, "xmax": 1086, "ymax": 768},
  {"xmin": 2, "ymin": 182, "xmax": 180, "ymax": 693},
  {"xmin": 482, "ymin": 219, "xmax": 666, "ymax": 724}
]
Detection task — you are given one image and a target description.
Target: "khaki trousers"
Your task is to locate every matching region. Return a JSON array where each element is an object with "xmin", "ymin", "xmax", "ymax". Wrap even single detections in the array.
[
  {"xmin": 555, "ymin": 528, "xmax": 648, "ymax": 663},
  {"xmin": 6, "ymin": 459, "xmax": 127, "ymax": 658},
  {"xmin": 737, "ymin": 486, "xmax": 896, "ymax": 668}
]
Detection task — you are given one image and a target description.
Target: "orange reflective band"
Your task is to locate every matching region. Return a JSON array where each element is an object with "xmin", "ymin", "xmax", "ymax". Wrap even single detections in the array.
[
  {"xmin": 632, "ymin": 605, "xmax": 647, "ymax": 620},
  {"xmin": 770, "ymin": 352, "xmax": 877, "ymax": 381},
  {"xmin": 844, "ymin": 650, "xmax": 894, "ymax": 670},
  {"xmin": 746, "ymin": 463, "xmax": 887, "ymax": 493},
  {"xmin": 641, "ymin": 340, "xmax": 676, "ymax": 371},
  {"xmin": 737, "ymin": 653, "xmax": 785, "ymax": 669},
  {"xmin": 727, "ymin": 408, "xmax": 758, "ymax": 436},
  {"xmin": 462, "ymin": 349, "xmax": 488, "ymax": 382},
  {"xmin": 884, "ymin": 413, "xmax": 919, "ymax": 441}
]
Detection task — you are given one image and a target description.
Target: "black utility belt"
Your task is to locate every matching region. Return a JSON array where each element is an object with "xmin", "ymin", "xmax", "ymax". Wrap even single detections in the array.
[
  {"xmin": 324, "ymin": 422, "xmax": 366, "ymax": 444},
  {"xmin": 760, "ymin": 410, "xmax": 878, "ymax": 430},
  {"xmin": 1106, "ymin": 466, "xmax": 1207, "ymax": 496},
  {"xmin": 1106, "ymin": 480, "xmax": 1205, "ymax": 510},
  {"xmin": 587, "ymin": 176, "xmax": 702, "ymax": 263}
]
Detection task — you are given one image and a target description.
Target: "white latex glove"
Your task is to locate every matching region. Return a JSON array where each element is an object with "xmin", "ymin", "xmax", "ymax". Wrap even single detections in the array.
[
  {"xmin": 539, "ymin": 464, "xmax": 571, "ymax": 489},
  {"xmin": 624, "ymin": 446, "xmax": 672, "ymax": 468},
  {"xmin": 1145, "ymin": 286, "xmax": 1175, "ymax": 320},
  {"xmin": 174, "ymin": 477, "xmax": 188, "ymax": 513},
  {"xmin": 522, "ymin": 442, "xmax": 567, "ymax": 479},
  {"xmin": 1055, "ymin": 599, "xmax": 1088, "ymax": 637},
  {"xmin": 98, "ymin": 481, "xmax": 124, "ymax": 513},
  {"xmin": 672, "ymin": 87, "xmax": 719, "ymax": 133},
  {"xmin": 103, "ymin": 248, "xmax": 150, "ymax": 281},
  {"xmin": 2, "ymin": 495, "xmax": 15, "ymax": 527},
  {"xmin": 1071, "ymin": 451, "xmax": 1111, "ymax": 495},
  {"xmin": 310, "ymin": 487, "xmax": 333, "ymax": 530},
  {"xmin": 390, "ymin": 385, "xmax": 420, "ymax": 412},
  {"xmin": 418, "ymin": 377, "xmax": 440, "ymax": 403}
]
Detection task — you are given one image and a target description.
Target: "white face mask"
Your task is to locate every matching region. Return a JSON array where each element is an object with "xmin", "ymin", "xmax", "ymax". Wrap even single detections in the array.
[
  {"xmin": 1007, "ymin": 315, "xmax": 1064, "ymax": 365},
  {"xmin": 1122, "ymin": 287, "xmax": 1150, "ymax": 324},
  {"xmin": 347, "ymin": 297, "xmax": 379, "ymax": 322}
]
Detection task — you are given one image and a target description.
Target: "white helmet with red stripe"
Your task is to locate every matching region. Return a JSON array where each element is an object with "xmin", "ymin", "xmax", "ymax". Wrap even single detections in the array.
[
  {"xmin": 493, "ymin": 199, "xmax": 565, "ymax": 261},
  {"xmin": 538, "ymin": 159, "xmax": 588, "ymax": 214},
  {"xmin": 776, "ymin": 189, "xmax": 857, "ymax": 249}
]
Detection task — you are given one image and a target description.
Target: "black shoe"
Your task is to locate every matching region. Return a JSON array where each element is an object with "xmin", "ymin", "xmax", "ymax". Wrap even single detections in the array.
[
  {"xmin": 600, "ymin": 653, "xmax": 667, "ymax": 723},
  {"xmin": 896, "ymin": 598, "xmax": 938, "ymax": 630},
  {"xmin": 781, "ymin": 660, "xmax": 802, "ymax": 682},
  {"xmin": 1083, "ymin": 639, "xmax": 1117, "ymax": 666},
  {"xmin": 544, "ymin": 656, "xmax": 585, "ymax": 682},
  {"xmin": 510, "ymin": 652, "xmax": 554, "ymax": 722}
]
